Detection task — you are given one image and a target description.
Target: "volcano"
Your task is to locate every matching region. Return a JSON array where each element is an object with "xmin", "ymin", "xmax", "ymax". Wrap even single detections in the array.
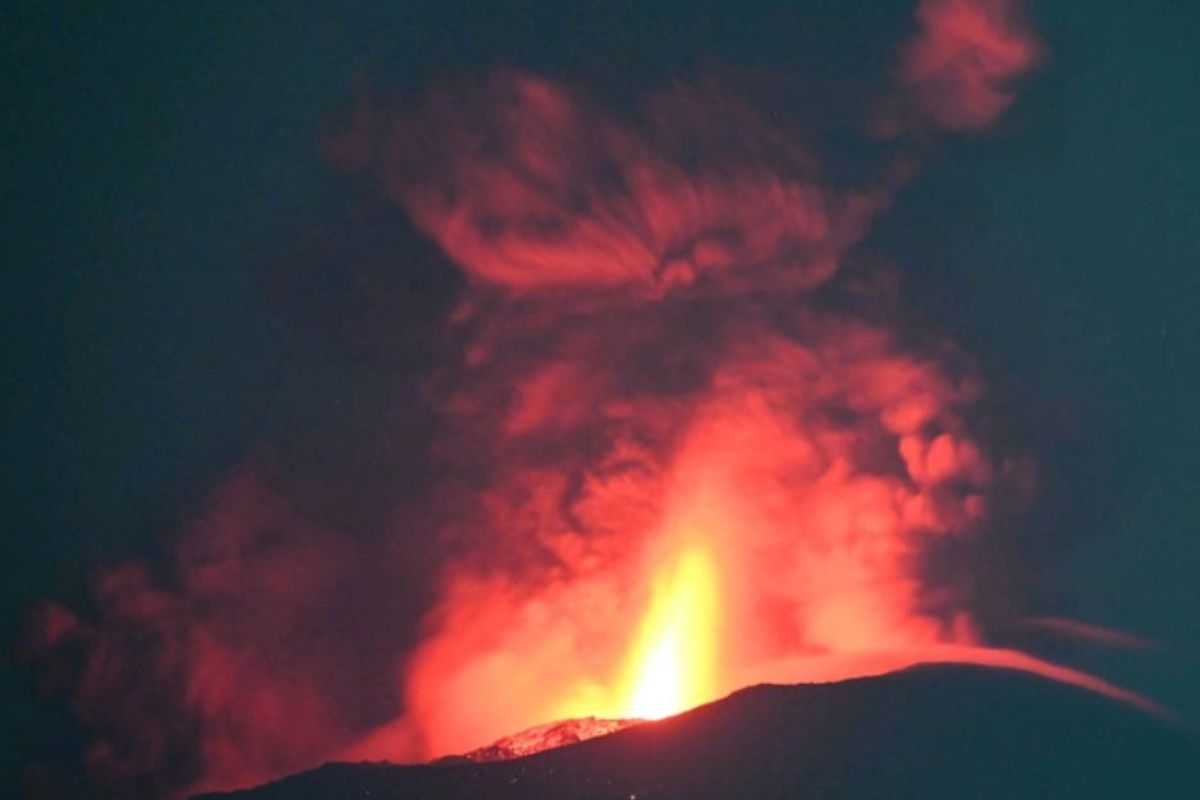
[
  {"xmin": 196, "ymin": 665, "xmax": 1197, "ymax": 799},
  {"xmin": 25, "ymin": 4, "xmax": 1197, "ymax": 798}
]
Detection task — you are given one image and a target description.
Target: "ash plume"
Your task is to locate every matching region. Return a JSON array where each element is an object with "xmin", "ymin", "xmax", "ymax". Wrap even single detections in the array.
[{"xmin": 28, "ymin": 2, "xmax": 1047, "ymax": 796}]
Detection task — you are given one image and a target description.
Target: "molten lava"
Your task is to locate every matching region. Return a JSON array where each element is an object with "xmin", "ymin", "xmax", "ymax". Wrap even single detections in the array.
[{"xmin": 622, "ymin": 548, "xmax": 719, "ymax": 720}]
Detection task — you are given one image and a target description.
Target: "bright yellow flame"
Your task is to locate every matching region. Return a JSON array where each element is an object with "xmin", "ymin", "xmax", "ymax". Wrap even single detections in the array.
[{"xmin": 622, "ymin": 548, "xmax": 719, "ymax": 719}]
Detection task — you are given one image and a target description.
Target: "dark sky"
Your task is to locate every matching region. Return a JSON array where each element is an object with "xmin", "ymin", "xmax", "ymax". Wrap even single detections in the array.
[{"xmin": 5, "ymin": 1, "xmax": 1199, "ymax": 796}]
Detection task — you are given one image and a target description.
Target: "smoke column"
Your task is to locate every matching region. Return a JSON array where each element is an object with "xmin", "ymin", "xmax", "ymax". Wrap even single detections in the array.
[
  {"xmin": 28, "ymin": 1, "xmax": 1071, "ymax": 796},
  {"xmin": 347, "ymin": 0, "xmax": 1045, "ymax": 759}
]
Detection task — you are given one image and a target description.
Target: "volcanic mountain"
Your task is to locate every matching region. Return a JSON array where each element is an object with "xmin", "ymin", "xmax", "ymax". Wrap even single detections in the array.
[{"xmin": 196, "ymin": 664, "xmax": 1198, "ymax": 799}]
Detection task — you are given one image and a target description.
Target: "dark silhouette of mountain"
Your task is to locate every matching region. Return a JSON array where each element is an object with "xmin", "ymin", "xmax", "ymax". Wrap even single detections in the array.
[{"xmin": 197, "ymin": 664, "xmax": 1199, "ymax": 799}]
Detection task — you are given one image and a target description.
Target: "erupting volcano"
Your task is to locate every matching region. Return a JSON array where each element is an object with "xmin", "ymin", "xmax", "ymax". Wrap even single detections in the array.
[
  {"xmin": 337, "ymin": 0, "xmax": 1073, "ymax": 761},
  {"xmin": 25, "ymin": 1, "xmax": 1191, "ymax": 798}
]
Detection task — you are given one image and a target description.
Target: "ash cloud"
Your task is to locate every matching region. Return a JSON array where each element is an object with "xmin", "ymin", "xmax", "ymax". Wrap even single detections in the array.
[
  {"xmin": 30, "ymin": 468, "xmax": 426, "ymax": 797},
  {"xmin": 901, "ymin": 0, "xmax": 1042, "ymax": 130},
  {"xmin": 28, "ymin": 2, "xmax": 1043, "ymax": 796},
  {"xmin": 376, "ymin": 72, "xmax": 883, "ymax": 294}
]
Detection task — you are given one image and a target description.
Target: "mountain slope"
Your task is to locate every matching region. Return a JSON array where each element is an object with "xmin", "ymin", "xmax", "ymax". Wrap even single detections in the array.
[{"xmin": 199, "ymin": 664, "xmax": 1199, "ymax": 799}]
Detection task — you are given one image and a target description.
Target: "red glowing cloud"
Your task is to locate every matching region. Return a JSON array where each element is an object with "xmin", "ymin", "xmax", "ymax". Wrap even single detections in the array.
[
  {"xmin": 901, "ymin": 0, "xmax": 1041, "ymax": 130},
  {"xmin": 28, "ymin": 2, "xmax": 1077, "ymax": 796},
  {"xmin": 353, "ymin": 296, "xmax": 1033, "ymax": 759},
  {"xmin": 377, "ymin": 74, "xmax": 892, "ymax": 294}
]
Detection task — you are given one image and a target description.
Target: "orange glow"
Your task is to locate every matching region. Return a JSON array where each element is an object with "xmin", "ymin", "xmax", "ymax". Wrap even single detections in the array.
[{"xmin": 621, "ymin": 548, "xmax": 719, "ymax": 720}]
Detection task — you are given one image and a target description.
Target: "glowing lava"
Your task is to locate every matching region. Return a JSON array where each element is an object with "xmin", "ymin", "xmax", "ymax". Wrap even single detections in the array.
[{"xmin": 622, "ymin": 548, "xmax": 719, "ymax": 720}]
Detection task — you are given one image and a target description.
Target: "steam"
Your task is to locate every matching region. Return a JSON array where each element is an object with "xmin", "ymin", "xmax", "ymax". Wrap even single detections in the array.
[{"xmin": 29, "ymin": 2, "xmax": 1049, "ymax": 797}]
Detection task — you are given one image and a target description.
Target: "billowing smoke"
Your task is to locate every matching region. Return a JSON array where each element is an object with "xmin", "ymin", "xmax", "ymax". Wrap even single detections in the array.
[
  {"xmin": 29, "ymin": 467, "xmax": 427, "ymax": 797},
  {"xmin": 29, "ymin": 1, "xmax": 1049, "ymax": 796}
]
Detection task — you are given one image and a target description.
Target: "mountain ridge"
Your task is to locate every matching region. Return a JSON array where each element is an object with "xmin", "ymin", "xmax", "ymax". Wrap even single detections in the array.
[{"xmin": 197, "ymin": 663, "xmax": 1199, "ymax": 799}]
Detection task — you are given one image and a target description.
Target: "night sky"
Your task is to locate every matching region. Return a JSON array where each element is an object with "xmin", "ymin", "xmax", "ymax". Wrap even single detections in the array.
[{"xmin": 5, "ymin": 1, "xmax": 1199, "ymax": 797}]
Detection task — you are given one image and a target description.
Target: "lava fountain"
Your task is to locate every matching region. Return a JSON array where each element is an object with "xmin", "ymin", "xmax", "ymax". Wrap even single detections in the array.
[{"xmin": 622, "ymin": 547, "xmax": 719, "ymax": 720}]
